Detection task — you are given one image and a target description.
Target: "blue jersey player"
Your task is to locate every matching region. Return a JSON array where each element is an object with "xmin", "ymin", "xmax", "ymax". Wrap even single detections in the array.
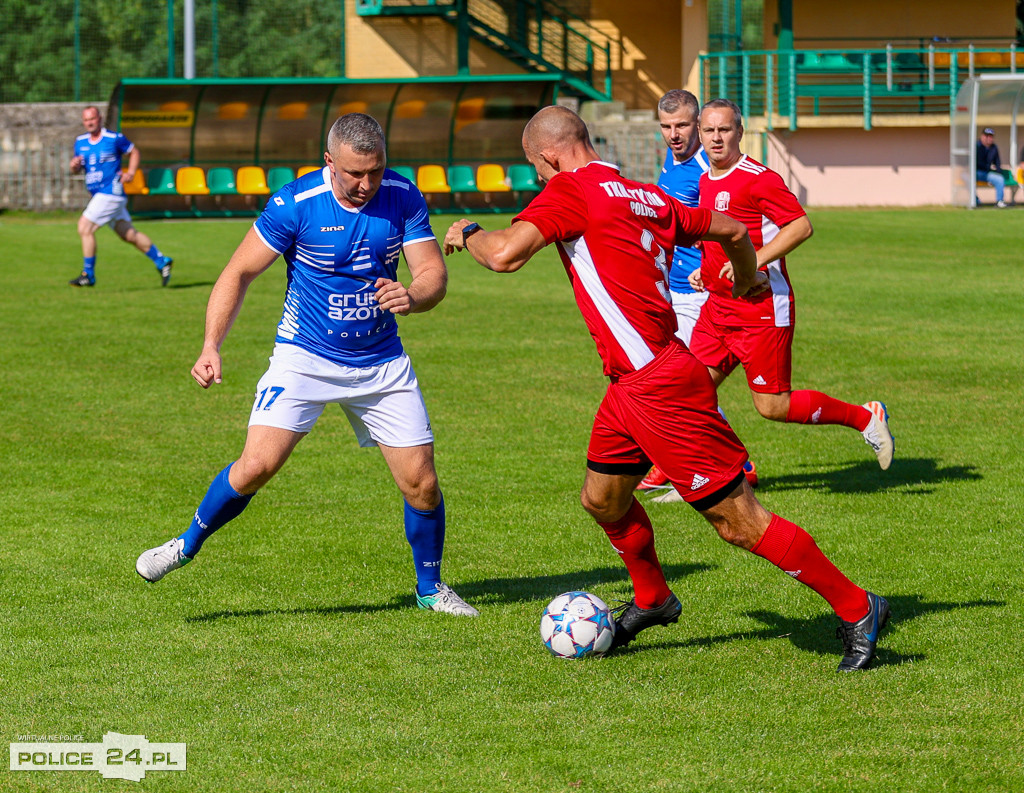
[
  {"xmin": 136, "ymin": 113, "xmax": 478, "ymax": 616},
  {"xmin": 638, "ymin": 90, "xmax": 757, "ymax": 497},
  {"xmin": 68, "ymin": 106, "xmax": 173, "ymax": 287}
]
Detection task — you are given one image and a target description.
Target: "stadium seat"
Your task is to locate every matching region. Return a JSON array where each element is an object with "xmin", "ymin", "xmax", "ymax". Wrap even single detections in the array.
[
  {"xmin": 448, "ymin": 165, "xmax": 477, "ymax": 193},
  {"xmin": 146, "ymin": 168, "xmax": 178, "ymax": 195},
  {"xmin": 121, "ymin": 169, "xmax": 149, "ymax": 195},
  {"xmin": 389, "ymin": 165, "xmax": 416, "ymax": 182},
  {"xmin": 507, "ymin": 163, "xmax": 540, "ymax": 192},
  {"xmin": 267, "ymin": 167, "xmax": 296, "ymax": 193},
  {"xmin": 476, "ymin": 164, "xmax": 510, "ymax": 193},
  {"xmin": 395, "ymin": 100, "xmax": 426, "ymax": 119},
  {"xmin": 218, "ymin": 102, "xmax": 249, "ymax": 120},
  {"xmin": 277, "ymin": 102, "xmax": 309, "ymax": 120},
  {"xmin": 454, "ymin": 97, "xmax": 485, "ymax": 133},
  {"xmin": 417, "ymin": 165, "xmax": 451, "ymax": 193},
  {"xmin": 237, "ymin": 166, "xmax": 270, "ymax": 195},
  {"xmin": 207, "ymin": 168, "xmax": 238, "ymax": 195},
  {"xmin": 297, "ymin": 165, "xmax": 322, "ymax": 178},
  {"xmin": 175, "ymin": 166, "xmax": 210, "ymax": 195},
  {"xmin": 159, "ymin": 101, "xmax": 191, "ymax": 112},
  {"xmin": 337, "ymin": 100, "xmax": 368, "ymax": 116}
]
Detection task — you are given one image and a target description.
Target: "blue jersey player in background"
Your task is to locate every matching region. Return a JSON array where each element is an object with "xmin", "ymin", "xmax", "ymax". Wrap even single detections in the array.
[
  {"xmin": 638, "ymin": 89, "xmax": 758, "ymax": 498},
  {"xmin": 136, "ymin": 113, "xmax": 478, "ymax": 616},
  {"xmin": 68, "ymin": 105, "xmax": 173, "ymax": 287}
]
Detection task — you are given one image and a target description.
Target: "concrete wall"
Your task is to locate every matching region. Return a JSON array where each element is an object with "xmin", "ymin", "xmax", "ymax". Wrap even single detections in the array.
[{"xmin": 763, "ymin": 125, "xmax": 952, "ymax": 206}]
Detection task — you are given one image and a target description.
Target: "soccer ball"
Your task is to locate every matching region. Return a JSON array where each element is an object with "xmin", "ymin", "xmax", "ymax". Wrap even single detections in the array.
[{"xmin": 539, "ymin": 591, "xmax": 616, "ymax": 659}]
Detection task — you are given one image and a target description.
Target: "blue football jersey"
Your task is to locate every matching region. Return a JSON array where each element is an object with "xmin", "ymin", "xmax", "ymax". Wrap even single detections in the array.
[
  {"xmin": 253, "ymin": 167, "xmax": 437, "ymax": 367},
  {"xmin": 74, "ymin": 129, "xmax": 133, "ymax": 196},
  {"xmin": 657, "ymin": 146, "xmax": 710, "ymax": 293}
]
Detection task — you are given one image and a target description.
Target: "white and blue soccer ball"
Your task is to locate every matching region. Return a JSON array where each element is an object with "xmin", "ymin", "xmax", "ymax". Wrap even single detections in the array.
[{"xmin": 540, "ymin": 591, "xmax": 616, "ymax": 659}]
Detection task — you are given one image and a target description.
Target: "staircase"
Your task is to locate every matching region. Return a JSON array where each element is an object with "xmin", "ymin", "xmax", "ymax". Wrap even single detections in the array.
[{"xmin": 355, "ymin": 0, "xmax": 612, "ymax": 101}]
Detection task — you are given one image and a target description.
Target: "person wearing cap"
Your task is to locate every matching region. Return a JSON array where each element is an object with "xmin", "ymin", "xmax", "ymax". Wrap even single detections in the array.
[{"xmin": 976, "ymin": 128, "xmax": 1011, "ymax": 208}]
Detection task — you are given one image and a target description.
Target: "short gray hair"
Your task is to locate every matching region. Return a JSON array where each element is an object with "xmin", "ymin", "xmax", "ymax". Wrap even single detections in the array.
[
  {"xmin": 658, "ymin": 89, "xmax": 698, "ymax": 117},
  {"xmin": 700, "ymin": 98, "xmax": 743, "ymax": 128},
  {"xmin": 327, "ymin": 113, "xmax": 385, "ymax": 156}
]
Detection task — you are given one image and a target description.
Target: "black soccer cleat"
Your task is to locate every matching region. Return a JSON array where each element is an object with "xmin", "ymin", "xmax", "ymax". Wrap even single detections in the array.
[
  {"xmin": 836, "ymin": 591, "xmax": 890, "ymax": 672},
  {"xmin": 69, "ymin": 271, "xmax": 95, "ymax": 287},
  {"xmin": 611, "ymin": 592, "xmax": 682, "ymax": 649},
  {"xmin": 158, "ymin": 257, "xmax": 173, "ymax": 287}
]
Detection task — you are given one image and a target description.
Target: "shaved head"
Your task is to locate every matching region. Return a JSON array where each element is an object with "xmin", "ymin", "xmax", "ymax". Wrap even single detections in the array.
[{"xmin": 522, "ymin": 105, "xmax": 592, "ymax": 155}]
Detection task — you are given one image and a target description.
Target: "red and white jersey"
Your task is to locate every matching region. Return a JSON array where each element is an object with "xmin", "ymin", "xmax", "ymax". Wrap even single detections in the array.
[
  {"xmin": 515, "ymin": 161, "xmax": 712, "ymax": 378},
  {"xmin": 698, "ymin": 155, "xmax": 806, "ymax": 327}
]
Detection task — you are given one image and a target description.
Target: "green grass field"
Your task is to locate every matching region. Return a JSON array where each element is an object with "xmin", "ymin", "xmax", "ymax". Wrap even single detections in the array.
[{"xmin": 1, "ymin": 207, "xmax": 1022, "ymax": 792}]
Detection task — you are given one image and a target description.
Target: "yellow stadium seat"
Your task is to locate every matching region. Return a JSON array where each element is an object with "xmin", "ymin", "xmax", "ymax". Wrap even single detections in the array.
[
  {"xmin": 455, "ymin": 97, "xmax": 485, "ymax": 132},
  {"xmin": 337, "ymin": 100, "xmax": 368, "ymax": 116},
  {"xmin": 237, "ymin": 166, "xmax": 270, "ymax": 195},
  {"xmin": 277, "ymin": 102, "xmax": 309, "ymax": 120},
  {"xmin": 395, "ymin": 100, "xmax": 426, "ymax": 120},
  {"xmin": 417, "ymin": 164, "xmax": 451, "ymax": 193},
  {"xmin": 297, "ymin": 165, "xmax": 322, "ymax": 178},
  {"xmin": 121, "ymin": 169, "xmax": 149, "ymax": 195},
  {"xmin": 176, "ymin": 166, "xmax": 210, "ymax": 195},
  {"xmin": 218, "ymin": 102, "xmax": 249, "ymax": 120},
  {"xmin": 159, "ymin": 101, "xmax": 190, "ymax": 112},
  {"xmin": 476, "ymin": 164, "xmax": 510, "ymax": 192}
]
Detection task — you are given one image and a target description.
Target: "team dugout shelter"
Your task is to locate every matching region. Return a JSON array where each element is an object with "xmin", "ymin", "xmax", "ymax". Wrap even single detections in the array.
[{"xmin": 107, "ymin": 76, "xmax": 555, "ymax": 217}]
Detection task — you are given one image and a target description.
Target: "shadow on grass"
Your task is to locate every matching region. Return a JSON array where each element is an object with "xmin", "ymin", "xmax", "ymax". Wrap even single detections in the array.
[
  {"xmin": 759, "ymin": 458, "xmax": 981, "ymax": 495},
  {"xmin": 167, "ymin": 280, "xmax": 216, "ymax": 290},
  {"xmin": 618, "ymin": 594, "xmax": 1004, "ymax": 668},
  {"xmin": 184, "ymin": 562, "xmax": 712, "ymax": 623}
]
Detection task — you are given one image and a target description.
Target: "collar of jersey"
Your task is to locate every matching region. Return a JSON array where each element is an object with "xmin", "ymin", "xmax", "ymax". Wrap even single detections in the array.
[{"xmin": 706, "ymin": 153, "xmax": 748, "ymax": 180}]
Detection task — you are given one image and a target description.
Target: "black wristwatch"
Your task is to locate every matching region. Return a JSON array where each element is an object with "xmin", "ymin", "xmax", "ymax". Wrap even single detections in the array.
[{"xmin": 461, "ymin": 222, "xmax": 482, "ymax": 247}]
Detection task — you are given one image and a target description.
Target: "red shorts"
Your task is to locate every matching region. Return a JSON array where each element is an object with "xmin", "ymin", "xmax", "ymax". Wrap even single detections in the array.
[
  {"xmin": 689, "ymin": 312, "xmax": 793, "ymax": 394},
  {"xmin": 587, "ymin": 341, "xmax": 748, "ymax": 504}
]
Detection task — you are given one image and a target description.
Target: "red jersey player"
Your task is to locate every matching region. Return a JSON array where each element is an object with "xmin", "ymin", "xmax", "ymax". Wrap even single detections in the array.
[
  {"xmin": 689, "ymin": 98, "xmax": 894, "ymax": 470},
  {"xmin": 442, "ymin": 106, "xmax": 889, "ymax": 672}
]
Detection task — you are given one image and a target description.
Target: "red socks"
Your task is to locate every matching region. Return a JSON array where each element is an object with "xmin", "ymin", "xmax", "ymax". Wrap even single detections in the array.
[
  {"xmin": 750, "ymin": 513, "xmax": 868, "ymax": 622},
  {"xmin": 598, "ymin": 498, "xmax": 671, "ymax": 609},
  {"xmin": 786, "ymin": 390, "xmax": 871, "ymax": 431}
]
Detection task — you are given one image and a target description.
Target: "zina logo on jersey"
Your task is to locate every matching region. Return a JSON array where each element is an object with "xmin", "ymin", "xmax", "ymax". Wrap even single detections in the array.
[{"xmin": 715, "ymin": 191, "xmax": 731, "ymax": 212}]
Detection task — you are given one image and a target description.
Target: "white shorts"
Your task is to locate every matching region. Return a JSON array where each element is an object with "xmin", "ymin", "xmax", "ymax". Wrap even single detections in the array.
[
  {"xmin": 671, "ymin": 289, "xmax": 710, "ymax": 347},
  {"xmin": 248, "ymin": 343, "xmax": 434, "ymax": 448},
  {"xmin": 82, "ymin": 193, "xmax": 132, "ymax": 227}
]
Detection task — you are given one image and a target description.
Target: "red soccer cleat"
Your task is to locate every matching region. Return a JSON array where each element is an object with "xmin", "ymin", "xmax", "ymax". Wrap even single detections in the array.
[
  {"xmin": 743, "ymin": 460, "xmax": 759, "ymax": 488},
  {"xmin": 636, "ymin": 465, "xmax": 670, "ymax": 491}
]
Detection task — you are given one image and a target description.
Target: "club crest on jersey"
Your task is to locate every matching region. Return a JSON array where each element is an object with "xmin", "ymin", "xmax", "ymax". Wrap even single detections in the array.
[{"xmin": 714, "ymin": 191, "xmax": 731, "ymax": 212}]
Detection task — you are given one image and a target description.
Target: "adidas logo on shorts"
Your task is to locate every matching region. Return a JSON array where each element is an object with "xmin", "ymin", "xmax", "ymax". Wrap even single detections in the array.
[
  {"xmin": 752, "ymin": 375, "xmax": 767, "ymax": 386},
  {"xmin": 690, "ymin": 473, "xmax": 710, "ymax": 490}
]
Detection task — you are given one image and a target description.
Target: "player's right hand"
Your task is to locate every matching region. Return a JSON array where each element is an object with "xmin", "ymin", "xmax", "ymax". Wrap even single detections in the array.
[
  {"xmin": 687, "ymin": 268, "xmax": 704, "ymax": 292},
  {"xmin": 732, "ymin": 270, "xmax": 769, "ymax": 299},
  {"xmin": 191, "ymin": 349, "xmax": 223, "ymax": 389}
]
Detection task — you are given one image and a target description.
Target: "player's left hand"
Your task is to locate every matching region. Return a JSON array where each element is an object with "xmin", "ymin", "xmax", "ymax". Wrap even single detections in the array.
[
  {"xmin": 442, "ymin": 219, "xmax": 474, "ymax": 255},
  {"xmin": 373, "ymin": 277, "xmax": 415, "ymax": 315}
]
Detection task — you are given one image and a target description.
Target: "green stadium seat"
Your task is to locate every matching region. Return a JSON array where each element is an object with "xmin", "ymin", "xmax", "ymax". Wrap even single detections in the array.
[
  {"xmin": 267, "ymin": 167, "xmax": 296, "ymax": 193},
  {"xmin": 207, "ymin": 167, "xmax": 238, "ymax": 195},
  {"xmin": 448, "ymin": 165, "xmax": 477, "ymax": 193},
  {"xmin": 390, "ymin": 165, "xmax": 416, "ymax": 181},
  {"xmin": 507, "ymin": 163, "xmax": 540, "ymax": 192},
  {"xmin": 146, "ymin": 168, "xmax": 177, "ymax": 195}
]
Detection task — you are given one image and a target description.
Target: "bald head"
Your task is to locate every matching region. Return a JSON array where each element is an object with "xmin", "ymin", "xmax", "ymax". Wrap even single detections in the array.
[{"xmin": 523, "ymin": 105, "xmax": 592, "ymax": 155}]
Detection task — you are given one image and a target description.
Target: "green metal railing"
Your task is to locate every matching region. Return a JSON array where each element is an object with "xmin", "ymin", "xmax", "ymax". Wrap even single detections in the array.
[
  {"xmin": 700, "ymin": 44, "xmax": 1023, "ymax": 130},
  {"xmin": 355, "ymin": 0, "xmax": 612, "ymax": 101}
]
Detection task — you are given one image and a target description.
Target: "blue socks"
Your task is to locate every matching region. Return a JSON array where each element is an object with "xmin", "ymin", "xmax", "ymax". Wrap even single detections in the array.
[
  {"xmin": 83, "ymin": 256, "xmax": 96, "ymax": 279},
  {"xmin": 406, "ymin": 494, "xmax": 445, "ymax": 596},
  {"xmin": 178, "ymin": 464, "xmax": 255, "ymax": 558},
  {"xmin": 145, "ymin": 244, "xmax": 164, "ymax": 265}
]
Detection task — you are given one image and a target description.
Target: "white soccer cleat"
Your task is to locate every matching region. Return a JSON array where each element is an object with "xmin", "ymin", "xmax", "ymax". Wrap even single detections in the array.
[
  {"xmin": 861, "ymin": 401, "xmax": 894, "ymax": 471},
  {"xmin": 415, "ymin": 582, "xmax": 479, "ymax": 616},
  {"xmin": 650, "ymin": 487, "xmax": 684, "ymax": 504},
  {"xmin": 136, "ymin": 538, "xmax": 192, "ymax": 582}
]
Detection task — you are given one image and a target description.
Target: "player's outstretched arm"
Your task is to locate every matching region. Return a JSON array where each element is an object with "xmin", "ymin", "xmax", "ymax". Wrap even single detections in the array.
[
  {"xmin": 191, "ymin": 228, "xmax": 278, "ymax": 388},
  {"xmin": 375, "ymin": 239, "xmax": 447, "ymax": 316},
  {"xmin": 442, "ymin": 218, "xmax": 547, "ymax": 273},
  {"xmin": 701, "ymin": 211, "xmax": 765, "ymax": 298}
]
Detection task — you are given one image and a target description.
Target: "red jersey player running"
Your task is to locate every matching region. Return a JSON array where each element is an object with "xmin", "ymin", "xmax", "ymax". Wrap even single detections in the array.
[
  {"xmin": 442, "ymin": 105, "xmax": 889, "ymax": 672},
  {"xmin": 689, "ymin": 99, "xmax": 894, "ymax": 470}
]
